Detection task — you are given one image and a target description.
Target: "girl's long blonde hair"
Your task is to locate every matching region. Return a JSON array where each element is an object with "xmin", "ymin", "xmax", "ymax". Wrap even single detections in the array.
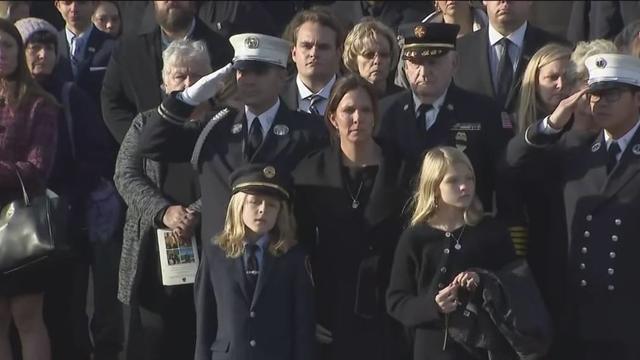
[
  {"xmin": 409, "ymin": 146, "xmax": 483, "ymax": 227},
  {"xmin": 214, "ymin": 192, "xmax": 297, "ymax": 258},
  {"xmin": 516, "ymin": 43, "xmax": 571, "ymax": 134}
]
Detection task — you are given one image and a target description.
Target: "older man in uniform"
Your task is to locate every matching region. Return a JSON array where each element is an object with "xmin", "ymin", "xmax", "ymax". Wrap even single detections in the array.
[
  {"xmin": 137, "ymin": 33, "xmax": 327, "ymax": 360},
  {"xmin": 376, "ymin": 22, "xmax": 508, "ymax": 217},
  {"xmin": 506, "ymin": 53, "xmax": 640, "ymax": 360}
]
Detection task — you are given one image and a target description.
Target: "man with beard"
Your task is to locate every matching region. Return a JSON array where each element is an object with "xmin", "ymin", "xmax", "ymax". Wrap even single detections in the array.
[
  {"xmin": 281, "ymin": 7, "xmax": 343, "ymax": 117},
  {"xmin": 101, "ymin": 0, "xmax": 233, "ymax": 143},
  {"xmin": 376, "ymin": 22, "xmax": 507, "ymax": 220}
]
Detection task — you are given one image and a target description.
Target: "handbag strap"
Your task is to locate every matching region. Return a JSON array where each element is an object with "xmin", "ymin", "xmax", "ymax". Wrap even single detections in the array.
[{"xmin": 13, "ymin": 167, "xmax": 30, "ymax": 206}]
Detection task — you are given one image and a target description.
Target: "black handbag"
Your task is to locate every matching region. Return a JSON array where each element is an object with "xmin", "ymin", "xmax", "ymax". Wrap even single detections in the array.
[{"xmin": 0, "ymin": 168, "xmax": 67, "ymax": 274}]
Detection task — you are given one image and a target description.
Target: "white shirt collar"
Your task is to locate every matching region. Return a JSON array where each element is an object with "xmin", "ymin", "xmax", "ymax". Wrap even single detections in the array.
[
  {"xmin": 413, "ymin": 87, "xmax": 449, "ymax": 114},
  {"xmin": 65, "ymin": 25, "xmax": 93, "ymax": 45},
  {"xmin": 488, "ymin": 21, "xmax": 527, "ymax": 49},
  {"xmin": 604, "ymin": 117, "xmax": 640, "ymax": 154},
  {"xmin": 296, "ymin": 74, "xmax": 337, "ymax": 101},
  {"xmin": 245, "ymin": 98, "xmax": 281, "ymax": 138}
]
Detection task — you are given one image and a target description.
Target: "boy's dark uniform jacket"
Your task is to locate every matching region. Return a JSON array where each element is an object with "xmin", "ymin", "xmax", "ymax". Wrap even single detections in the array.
[
  {"xmin": 195, "ymin": 244, "xmax": 315, "ymax": 360},
  {"xmin": 448, "ymin": 260, "xmax": 553, "ymax": 360},
  {"xmin": 506, "ymin": 119, "xmax": 640, "ymax": 345}
]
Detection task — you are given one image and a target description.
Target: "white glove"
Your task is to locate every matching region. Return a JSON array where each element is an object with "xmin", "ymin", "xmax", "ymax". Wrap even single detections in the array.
[{"xmin": 178, "ymin": 63, "xmax": 233, "ymax": 106}]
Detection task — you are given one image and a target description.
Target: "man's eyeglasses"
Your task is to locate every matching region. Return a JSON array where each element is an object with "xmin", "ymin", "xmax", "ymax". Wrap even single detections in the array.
[{"xmin": 587, "ymin": 87, "xmax": 633, "ymax": 103}]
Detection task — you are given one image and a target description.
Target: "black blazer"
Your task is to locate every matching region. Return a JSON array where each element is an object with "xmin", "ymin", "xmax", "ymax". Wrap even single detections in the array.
[
  {"xmin": 454, "ymin": 24, "xmax": 566, "ymax": 114},
  {"xmin": 376, "ymin": 84, "xmax": 507, "ymax": 211},
  {"xmin": 195, "ymin": 243, "xmax": 315, "ymax": 360},
  {"xmin": 386, "ymin": 217, "xmax": 516, "ymax": 360},
  {"xmin": 57, "ymin": 26, "xmax": 116, "ymax": 109},
  {"xmin": 101, "ymin": 17, "xmax": 233, "ymax": 143},
  {"xmin": 281, "ymin": 76, "xmax": 300, "ymax": 113},
  {"xmin": 506, "ymin": 120, "xmax": 640, "ymax": 344},
  {"xmin": 293, "ymin": 144, "xmax": 412, "ymax": 360}
]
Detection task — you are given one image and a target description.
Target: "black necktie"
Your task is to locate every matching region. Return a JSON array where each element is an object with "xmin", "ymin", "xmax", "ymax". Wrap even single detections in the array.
[
  {"xmin": 416, "ymin": 104, "xmax": 433, "ymax": 135},
  {"xmin": 245, "ymin": 244, "xmax": 259, "ymax": 296},
  {"xmin": 496, "ymin": 38, "xmax": 514, "ymax": 108},
  {"xmin": 308, "ymin": 94, "xmax": 322, "ymax": 116},
  {"xmin": 607, "ymin": 141, "xmax": 621, "ymax": 174},
  {"xmin": 246, "ymin": 117, "xmax": 263, "ymax": 158}
]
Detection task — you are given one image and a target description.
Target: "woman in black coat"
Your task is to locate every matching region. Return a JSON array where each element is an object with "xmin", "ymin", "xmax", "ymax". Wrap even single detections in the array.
[
  {"xmin": 293, "ymin": 75, "xmax": 412, "ymax": 360},
  {"xmin": 386, "ymin": 146, "xmax": 517, "ymax": 360}
]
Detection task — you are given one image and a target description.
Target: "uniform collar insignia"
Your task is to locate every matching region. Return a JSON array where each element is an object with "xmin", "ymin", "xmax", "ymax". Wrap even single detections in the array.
[
  {"xmin": 633, "ymin": 144, "xmax": 640, "ymax": 155},
  {"xmin": 591, "ymin": 142, "xmax": 601, "ymax": 152},
  {"xmin": 273, "ymin": 124, "xmax": 289, "ymax": 136},
  {"xmin": 231, "ymin": 123, "xmax": 243, "ymax": 134}
]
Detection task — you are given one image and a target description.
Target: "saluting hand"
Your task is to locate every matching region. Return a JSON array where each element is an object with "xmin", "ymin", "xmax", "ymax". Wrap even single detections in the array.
[
  {"xmin": 435, "ymin": 283, "xmax": 460, "ymax": 314},
  {"xmin": 180, "ymin": 63, "xmax": 234, "ymax": 105},
  {"xmin": 547, "ymin": 87, "xmax": 589, "ymax": 130}
]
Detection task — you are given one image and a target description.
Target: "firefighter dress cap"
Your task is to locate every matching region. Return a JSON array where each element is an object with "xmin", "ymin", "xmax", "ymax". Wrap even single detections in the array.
[
  {"xmin": 229, "ymin": 33, "xmax": 291, "ymax": 71},
  {"xmin": 230, "ymin": 164, "xmax": 292, "ymax": 201},
  {"xmin": 585, "ymin": 53, "xmax": 640, "ymax": 91},
  {"xmin": 397, "ymin": 22, "xmax": 460, "ymax": 60}
]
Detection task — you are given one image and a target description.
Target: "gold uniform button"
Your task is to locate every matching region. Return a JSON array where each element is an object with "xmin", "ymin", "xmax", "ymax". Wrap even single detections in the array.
[
  {"xmin": 443, "ymin": 248, "xmax": 450, "ymax": 254},
  {"xmin": 611, "ymin": 235, "xmax": 619, "ymax": 242},
  {"xmin": 581, "ymin": 247, "xmax": 588, "ymax": 254},
  {"xmin": 440, "ymin": 267, "xmax": 447, "ymax": 273},
  {"xmin": 610, "ymin": 252, "xmax": 616, "ymax": 259},
  {"xmin": 580, "ymin": 280, "xmax": 587, "ymax": 287},
  {"xmin": 586, "ymin": 215, "xmax": 593, "ymax": 221},
  {"xmin": 615, "ymin": 219, "xmax": 622, "ymax": 226},
  {"xmin": 608, "ymin": 285, "xmax": 615, "ymax": 291},
  {"xmin": 584, "ymin": 231, "xmax": 590, "ymax": 238},
  {"xmin": 250, "ymin": 311, "xmax": 256, "ymax": 318},
  {"xmin": 250, "ymin": 340, "xmax": 256, "ymax": 347},
  {"xmin": 608, "ymin": 268, "xmax": 615, "ymax": 275},
  {"xmin": 579, "ymin": 263, "xmax": 586, "ymax": 270}
]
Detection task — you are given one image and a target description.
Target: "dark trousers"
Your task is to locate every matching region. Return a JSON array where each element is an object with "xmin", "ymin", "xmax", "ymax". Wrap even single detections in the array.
[
  {"xmin": 45, "ymin": 235, "xmax": 124, "ymax": 360},
  {"xmin": 125, "ymin": 285, "xmax": 196, "ymax": 360}
]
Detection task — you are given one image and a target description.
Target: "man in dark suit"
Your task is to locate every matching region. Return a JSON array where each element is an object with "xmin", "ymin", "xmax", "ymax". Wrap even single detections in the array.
[
  {"xmin": 101, "ymin": 0, "xmax": 233, "ymax": 143},
  {"xmin": 136, "ymin": 34, "xmax": 327, "ymax": 359},
  {"xmin": 55, "ymin": 1, "xmax": 115, "ymax": 107},
  {"xmin": 281, "ymin": 8, "xmax": 343, "ymax": 117},
  {"xmin": 455, "ymin": 1, "xmax": 565, "ymax": 123},
  {"xmin": 377, "ymin": 22, "xmax": 507, "ymax": 215},
  {"xmin": 54, "ymin": 2, "xmax": 123, "ymax": 360},
  {"xmin": 506, "ymin": 53, "xmax": 640, "ymax": 360}
]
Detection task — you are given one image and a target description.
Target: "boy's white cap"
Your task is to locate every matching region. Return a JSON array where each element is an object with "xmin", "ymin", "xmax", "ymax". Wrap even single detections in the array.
[{"xmin": 229, "ymin": 33, "xmax": 291, "ymax": 70}]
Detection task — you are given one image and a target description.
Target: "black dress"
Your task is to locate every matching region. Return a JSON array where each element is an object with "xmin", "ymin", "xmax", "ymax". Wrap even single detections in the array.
[
  {"xmin": 293, "ymin": 145, "xmax": 413, "ymax": 360},
  {"xmin": 386, "ymin": 216, "xmax": 517, "ymax": 360}
]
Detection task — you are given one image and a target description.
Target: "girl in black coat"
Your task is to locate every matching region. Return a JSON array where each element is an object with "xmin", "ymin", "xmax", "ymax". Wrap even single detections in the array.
[
  {"xmin": 386, "ymin": 146, "xmax": 517, "ymax": 360},
  {"xmin": 293, "ymin": 75, "xmax": 412, "ymax": 360}
]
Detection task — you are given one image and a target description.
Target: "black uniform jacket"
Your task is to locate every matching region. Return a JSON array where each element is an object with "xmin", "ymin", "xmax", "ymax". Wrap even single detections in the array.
[
  {"xmin": 454, "ymin": 24, "xmax": 566, "ymax": 114},
  {"xmin": 386, "ymin": 216, "xmax": 516, "ymax": 360},
  {"xmin": 376, "ymin": 84, "xmax": 507, "ymax": 211},
  {"xmin": 194, "ymin": 243, "xmax": 315, "ymax": 360},
  {"xmin": 293, "ymin": 144, "xmax": 412, "ymax": 360},
  {"xmin": 101, "ymin": 17, "xmax": 233, "ymax": 143},
  {"xmin": 506, "ymin": 120, "xmax": 640, "ymax": 344},
  {"xmin": 57, "ymin": 26, "xmax": 115, "ymax": 108},
  {"xmin": 138, "ymin": 96, "xmax": 328, "ymax": 246}
]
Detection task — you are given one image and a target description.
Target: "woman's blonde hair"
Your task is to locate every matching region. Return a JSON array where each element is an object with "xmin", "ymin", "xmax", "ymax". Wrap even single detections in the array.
[
  {"xmin": 409, "ymin": 146, "xmax": 483, "ymax": 227},
  {"xmin": 214, "ymin": 192, "xmax": 297, "ymax": 258},
  {"xmin": 342, "ymin": 18, "xmax": 399, "ymax": 79},
  {"xmin": 516, "ymin": 43, "xmax": 571, "ymax": 133}
]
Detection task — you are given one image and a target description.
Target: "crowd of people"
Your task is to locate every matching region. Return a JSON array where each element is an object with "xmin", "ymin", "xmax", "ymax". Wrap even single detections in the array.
[{"xmin": 0, "ymin": 1, "xmax": 639, "ymax": 360}]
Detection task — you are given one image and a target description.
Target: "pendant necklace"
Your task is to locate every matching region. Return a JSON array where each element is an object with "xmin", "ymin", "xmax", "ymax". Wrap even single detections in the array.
[
  {"xmin": 346, "ymin": 180, "xmax": 364, "ymax": 209},
  {"xmin": 445, "ymin": 225, "xmax": 466, "ymax": 250}
]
